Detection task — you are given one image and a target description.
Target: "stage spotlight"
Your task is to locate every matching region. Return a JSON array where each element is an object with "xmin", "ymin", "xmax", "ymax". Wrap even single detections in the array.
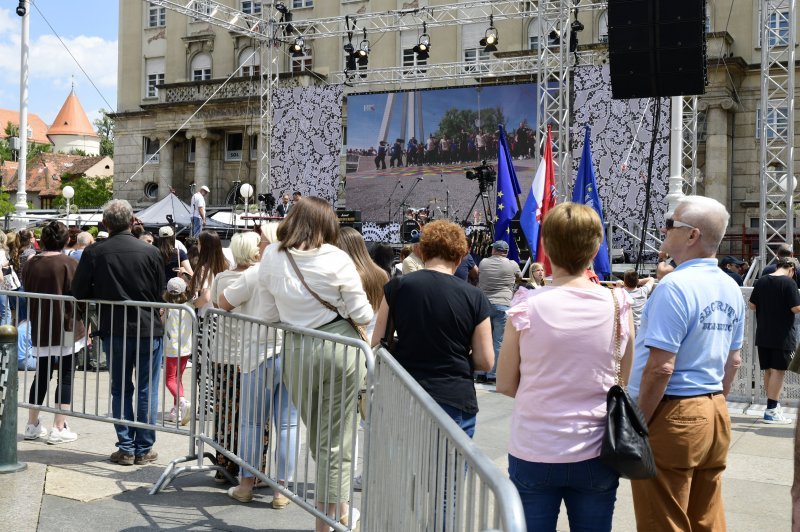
[
  {"xmin": 16, "ymin": 0, "xmax": 26, "ymax": 17},
  {"xmin": 355, "ymin": 29, "xmax": 369, "ymax": 66},
  {"xmin": 413, "ymin": 23, "xmax": 431, "ymax": 60},
  {"xmin": 289, "ymin": 37, "xmax": 305, "ymax": 57},
  {"xmin": 549, "ymin": 29, "xmax": 561, "ymax": 44},
  {"xmin": 479, "ymin": 15, "xmax": 499, "ymax": 53},
  {"xmin": 275, "ymin": 2, "xmax": 288, "ymax": 14}
]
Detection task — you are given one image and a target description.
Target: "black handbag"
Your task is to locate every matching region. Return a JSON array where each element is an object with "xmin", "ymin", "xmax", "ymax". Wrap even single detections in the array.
[{"xmin": 600, "ymin": 289, "xmax": 657, "ymax": 480}]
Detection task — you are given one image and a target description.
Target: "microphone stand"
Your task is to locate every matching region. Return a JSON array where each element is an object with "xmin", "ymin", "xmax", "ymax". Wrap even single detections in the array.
[
  {"xmin": 394, "ymin": 177, "xmax": 423, "ymax": 222},
  {"xmin": 384, "ymin": 179, "xmax": 402, "ymax": 221}
]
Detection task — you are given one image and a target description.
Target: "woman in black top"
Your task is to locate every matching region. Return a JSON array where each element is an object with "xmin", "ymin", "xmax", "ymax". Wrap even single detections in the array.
[
  {"xmin": 371, "ymin": 220, "xmax": 493, "ymax": 437},
  {"xmin": 157, "ymin": 226, "xmax": 193, "ymax": 287}
]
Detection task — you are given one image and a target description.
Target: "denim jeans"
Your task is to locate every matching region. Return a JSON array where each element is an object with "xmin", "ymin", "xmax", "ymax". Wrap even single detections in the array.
[
  {"xmin": 438, "ymin": 402, "xmax": 476, "ymax": 439},
  {"xmin": 487, "ymin": 304, "xmax": 509, "ymax": 378},
  {"xmin": 239, "ymin": 356, "xmax": 299, "ymax": 480},
  {"xmin": 191, "ymin": 216, "xmax": 202, "ymax": 237},
  {"xmin": 0, "ymin": 293, "xmax": 11, "ymax": 325},
  {"xmin": 508, "ymin": 454, "xmax": 619, "ymax": 532},
  {"xmin": 104, "ymin": 336, "xmax": 163, "ymax": 456}
]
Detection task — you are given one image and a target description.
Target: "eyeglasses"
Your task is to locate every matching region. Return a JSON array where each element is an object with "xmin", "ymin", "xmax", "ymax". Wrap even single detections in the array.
[{"xmin": 664, "ymin": 218, "xmax": 697, "ymax": 231}]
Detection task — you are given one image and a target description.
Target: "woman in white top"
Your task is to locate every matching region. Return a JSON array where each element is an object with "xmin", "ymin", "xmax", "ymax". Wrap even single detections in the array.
[
  {"xmin": 258, "ymin": 197, "xmax": 372, "ymax": 532},
  {"xmin": 215, "ymin": 227, "xmax": 298, "ymax": 509},
  {"xmin": 497, "ymin": 203, "xmax": 634, "ymax": 532}
]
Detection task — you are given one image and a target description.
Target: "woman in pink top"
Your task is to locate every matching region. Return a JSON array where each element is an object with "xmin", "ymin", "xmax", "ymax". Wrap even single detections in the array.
[{"xmin": 497, "ymin": 203, "xmax": 634, "ymax": 532}]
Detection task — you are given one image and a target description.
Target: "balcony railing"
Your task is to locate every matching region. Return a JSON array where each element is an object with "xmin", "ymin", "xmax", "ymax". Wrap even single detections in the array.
[{"xmin": 160, "ymin": 78, "xmax": 259, "ymax": 104}]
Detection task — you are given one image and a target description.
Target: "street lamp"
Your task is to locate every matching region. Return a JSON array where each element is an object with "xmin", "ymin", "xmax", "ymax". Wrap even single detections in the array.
[
  {"xmin": 62, "ymin": 185, "xmax": 74, "ymax": 227},
  {"xmin": 240, "ymin": 183, "xmax": 254, "ymax": 228}
]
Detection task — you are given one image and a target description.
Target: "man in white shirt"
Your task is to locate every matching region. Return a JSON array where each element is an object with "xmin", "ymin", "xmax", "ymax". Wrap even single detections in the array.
[
  {"xmin": 190, "ymin": 185, "xmax": 209, "ymax": 237},
  {"xmin": 401, "ymin": 234, "xmax": 424, "ymax": 274}
]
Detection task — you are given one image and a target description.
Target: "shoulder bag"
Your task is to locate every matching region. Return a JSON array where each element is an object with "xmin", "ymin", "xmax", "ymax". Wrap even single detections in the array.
[
  {"xmin": 600, "ymin": 288, "xmax": 657, "ymax": 480},
  {"xmin": 1, "ymin": 265, "xmax": 20, "ymax": 291},
  {"xmin": 284, "ymin": 250, "xmax": 369, "ymax": 343}
]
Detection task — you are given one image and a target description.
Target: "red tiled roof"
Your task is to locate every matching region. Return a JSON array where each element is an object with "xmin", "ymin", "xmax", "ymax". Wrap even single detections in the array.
[
  {"xmin": 47, "ymin": 90, "xmax": 98, "ymax": 139},
  {"xmin": 0, "ymin": 110, "xmax": 50, "ymax": 145},
  {"xmin": 0, "ymin": 153, "xmax": 95, "ymax": 197}
]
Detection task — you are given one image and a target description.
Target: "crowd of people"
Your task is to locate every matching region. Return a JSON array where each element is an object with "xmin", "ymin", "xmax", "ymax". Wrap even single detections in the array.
[{"xmin": 10, "ymin": 191, "xmax": 800, "ymax": 531}]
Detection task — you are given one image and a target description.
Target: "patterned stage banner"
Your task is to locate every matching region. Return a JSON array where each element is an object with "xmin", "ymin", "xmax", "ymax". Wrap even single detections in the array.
[
  {"xmin": 571, "ymin": 65, "xmax": 671, "ymax": 262},
  {"xmin": 271, "ymin": 85, "xmax": 344, "ymax": 204}
]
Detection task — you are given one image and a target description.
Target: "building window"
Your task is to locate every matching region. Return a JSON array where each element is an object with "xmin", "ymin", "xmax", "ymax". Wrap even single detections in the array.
[
  {"xmin": 238, "ymin": 47, "xmax": 261, "ymax": 77},
  {"xmin": 756, "ymin": 103, "xmax": 790, "ymax": 139},
  {"xmin": 145, "ymin": 57, "xmax": 165, "ymax": 98},
  {"xmin": 291, "ymin": 47, "xmax": 313, "ymax": 73},
  {"xmin": 241, "ymin": 1, "xmax": 262, "ymax": 15},
  {"xmin": 192, "ymin": 0, "xmax": 212, "ymax": 19},
  {"xmin": 463, "ymin": 48, "xmax": 491, "ymax": 73},
  {"xmin": 705, "ymin": 2, "xmax": 712, "ymax": 33},
  {"xmin": 401, "ymin": 48, "xmax": 427, "ymax": 77},
  {"xmin": 767, "ymin": 10, "xmax": 790, "ymax": 46},
  {"xmin": 187, "ymin": 139, "xmax": 196, "ymax": 163},
  {"xmin": 226, "ymin": 132, "xmax": 244, "ymax": 161},
  {"xmin": 144, "ymin": 137, "xmax": 160, "ymax": 164},
  {"xmin": 191, "ymin": 53, "xmax": 212, "ymax": 81},
  {"xmin": 250, "ymin": 135, "xmax": 258, "ymax": 160},
  {"xmin": 148, "ymin": 2, "xmax": 166, "ymax": 28},
  {"xmin": 598, "ymin": 11, "xmax": 608, "ymax": 43},
  {"xmin": 292, "ymin": 0, "xmax": 313, "ymax": 7}
]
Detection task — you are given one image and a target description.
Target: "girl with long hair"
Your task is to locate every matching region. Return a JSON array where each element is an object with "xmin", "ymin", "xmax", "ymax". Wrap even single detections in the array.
[
  {"xmin": 189, "ymin": 230, "xmax": 228, "ymax": 317},
  {"xmin": 336, "ymin": 226, "xmax": 388, "ymax": 337}
]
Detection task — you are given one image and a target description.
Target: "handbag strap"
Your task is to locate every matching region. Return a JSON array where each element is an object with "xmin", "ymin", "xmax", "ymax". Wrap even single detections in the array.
[
  {"xmin": 611, "ymin": 287, "xmax": 623, "ymax": 386},
  {"xmin": 382, "ymin": 279, "xmax": 397, "ymax": 348},
  {"xmin": 284, "ymin": 250, "xmax": 338, "ymax": 313}
]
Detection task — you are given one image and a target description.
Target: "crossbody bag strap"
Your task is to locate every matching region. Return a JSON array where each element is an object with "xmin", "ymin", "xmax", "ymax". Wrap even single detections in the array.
[
  {"xmin": 611, "ymin": 287, "xmax": 622, "ymax": 386},
  {"xmin": 382, "ymin": 279, "xmax": 397, "ymax": 348},
  {"xmin": 284, "ymin": 250, "xmax": 338, "ymax": 312}
]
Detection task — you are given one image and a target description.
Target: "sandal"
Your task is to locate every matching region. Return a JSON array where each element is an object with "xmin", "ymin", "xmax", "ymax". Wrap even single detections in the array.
[{"xmin": 227, "ymin": 486, "xmax": 253, "ymax": 503}]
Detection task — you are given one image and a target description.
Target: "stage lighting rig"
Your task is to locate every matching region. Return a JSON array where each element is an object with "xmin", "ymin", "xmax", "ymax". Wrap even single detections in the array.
[
  {"xmin": 465, "ymin": 161, "xmax": 496, "ymax": 193},
  {"xmin": 16, "ymin": 0, "xmax": 26, "ymax": 16},
  {"xmin": 355, "ymin": 29, "xmax": 370, "ymax": 67},
  {"xmin": 413, "ymin": 22, "xmax": 430, "ymax": 60},
  {"xmin": 569, "ymin": 10, "xmax": 584, "ymax": 53},
  {"xmin": 289, "ymin": 37, "xmax": 305, "ymax": 57},
  {"xmin": 480, "ymin": 15, "xmax": 499, "ymax": 53}
]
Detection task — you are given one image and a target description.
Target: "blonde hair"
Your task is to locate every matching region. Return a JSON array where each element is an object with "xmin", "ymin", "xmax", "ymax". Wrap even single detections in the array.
[
  {"xmin": 260, "ymin": 222, "xmax": 280, "ymax": 245},
  {"xmin": 230, "ymin": 232, "xmax": 261, "ymax": 267},
  {"xmin": 542, "ymin": 202, "xmax": 603, "ymax": 275},
  {"xmin": 336, "ymin": 226, "xmax": 388, "ymax": 310}
]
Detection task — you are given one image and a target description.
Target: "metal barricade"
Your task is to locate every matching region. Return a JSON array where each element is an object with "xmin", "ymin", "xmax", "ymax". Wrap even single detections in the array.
[
  {"xmin": 197, "ymin": 308, "xmax": 373, "ymax": 531},
  {"xmin": 364, "ymin": 345, "xmax": 526, "ymax": 532},
  {"xmin": 10, "ymin": 290, "xmax": 214, "ymax": 491}
]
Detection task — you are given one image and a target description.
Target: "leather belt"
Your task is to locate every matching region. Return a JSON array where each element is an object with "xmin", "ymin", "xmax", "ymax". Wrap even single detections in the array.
[{"xmin": 662, "ymin": 391, "xmax": 723, "ymax": 401}]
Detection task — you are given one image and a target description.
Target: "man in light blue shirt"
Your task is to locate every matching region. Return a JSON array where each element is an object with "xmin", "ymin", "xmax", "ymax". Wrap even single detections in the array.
[{"xmin": 629, "ymin": 196, "xmax": 745, "ymax": 531}]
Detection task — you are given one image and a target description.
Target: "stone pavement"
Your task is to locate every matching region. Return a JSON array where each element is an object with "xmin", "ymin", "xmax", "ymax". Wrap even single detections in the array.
[{"xmin": 0, "ymin": 381, "xmax": 795, "ymax": 531}]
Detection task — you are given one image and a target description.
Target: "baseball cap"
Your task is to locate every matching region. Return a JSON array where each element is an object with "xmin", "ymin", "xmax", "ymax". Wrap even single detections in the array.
[
  {"xmin": 159, "ymin": 226, "xmax": 174, "ymax": 238},
  {"xmin": 492, "ymin": 240, "xmax": 510, "ymax": 252},
  {"xmin": 167, "ymin": 276, "xmax": 187, "ymax": 295},
  {"xmin": 720, "ymin": 255, "xmax": 744, "ymax": 267},
  {"xmin": 200, "ymin": 185, "xmax": 210, "ymax": 193},
  {"xmin": 96, "ymin": 231, "xmax": 109, "ymax": 239}
]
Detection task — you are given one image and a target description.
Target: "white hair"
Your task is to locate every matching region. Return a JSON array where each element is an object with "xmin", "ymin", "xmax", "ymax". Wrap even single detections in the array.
[
  {"xmin": 229, "ymin": 232, "xmax": 260, "ymax": 267},
  {"xmin": 676, "ymin": 195, "xmax": 729, "ymax": 254}
]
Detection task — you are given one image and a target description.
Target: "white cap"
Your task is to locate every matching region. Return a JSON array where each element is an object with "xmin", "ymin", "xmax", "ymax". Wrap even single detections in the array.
[
  {"xmin": 167, "ymin": 276, "xmax": 187, "ymax": 295},
  {"xmin": 200, "ymin": 185, "xmax": 210, "ymax": 193},
  {"xmin": 97, "ymin": 231, "xmax": 109, "ymax": 239},
  {"xmin": 159, "ymin": 226, "xmax": 174, "ymax": 237}
]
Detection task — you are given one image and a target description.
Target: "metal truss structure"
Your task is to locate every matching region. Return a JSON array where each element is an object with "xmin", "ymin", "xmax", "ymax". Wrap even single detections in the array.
[
  {"xmin": 681, "ymin": 96, "xmax": 699, "ymax": 195},
  {"xmin": 147, "ymin": 0, "xmax": 701, "ymax": 210},
  {"xmin": 758, "ymin": 0, "xmax": 796, "ymax": 262}
]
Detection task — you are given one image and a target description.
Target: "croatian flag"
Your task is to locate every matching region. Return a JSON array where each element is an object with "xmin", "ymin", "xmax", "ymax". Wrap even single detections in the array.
[
  {"xmin": 520, "ymin": 125, "xmax": 556, "ymax": 273},
  {"xmin": 572, "ymin": 126, "xmax": 611, "ymax": 280}
]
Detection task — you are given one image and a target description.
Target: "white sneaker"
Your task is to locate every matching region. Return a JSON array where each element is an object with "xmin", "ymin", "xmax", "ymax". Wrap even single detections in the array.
[
  {"xmin": 47, "ymin": 423, "xmax": 78, "ymax": 445},
  {"xmin": 179, "ymin": 400, "xmax": 191, "ymax": 426},
  {"xmin": 165, "ymin": 407, "xmax": 177, "ymax": 423},
  {"xmin": 24, "ymin": 420, "xmax": 48, "ymax": 440},
  {"xmin": 763, "ymin": 407, "xmax": 793, "ymax": 424}
]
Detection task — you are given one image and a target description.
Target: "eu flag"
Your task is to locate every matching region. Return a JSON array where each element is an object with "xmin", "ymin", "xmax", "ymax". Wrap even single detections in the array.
[
  {"xmin": 571, "ymin": 126, "xmax": 611, "ymax": 279},
  {"xmin": 495, "ymin": 125, "xmax": 520, "ymax": 261}
]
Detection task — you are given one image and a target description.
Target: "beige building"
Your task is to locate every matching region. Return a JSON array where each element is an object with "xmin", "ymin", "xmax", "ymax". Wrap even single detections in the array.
[{"xmin": 114, "ymin": 1, "xmax": 798, "ymax": 255}]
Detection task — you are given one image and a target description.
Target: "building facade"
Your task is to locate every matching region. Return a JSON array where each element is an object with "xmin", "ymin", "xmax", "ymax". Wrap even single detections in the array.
[{"xmin": 114, "ymin": 1, "xmax": 799, "ymax": 256}]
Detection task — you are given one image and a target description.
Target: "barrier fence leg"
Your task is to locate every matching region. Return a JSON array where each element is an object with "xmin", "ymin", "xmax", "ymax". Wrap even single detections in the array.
[{"xmin": 0, "ymin": 324, "xmax": 26, "ymax": 474}]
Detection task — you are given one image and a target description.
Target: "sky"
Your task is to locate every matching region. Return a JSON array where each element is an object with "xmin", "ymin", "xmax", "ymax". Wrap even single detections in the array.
[
  {"xmin": 347, "ymin": 83, "xmax": 538, "ymax": 150},
  {"xmin": 0, "ymin": 1, "xmax": 118, "ymax": 128}
]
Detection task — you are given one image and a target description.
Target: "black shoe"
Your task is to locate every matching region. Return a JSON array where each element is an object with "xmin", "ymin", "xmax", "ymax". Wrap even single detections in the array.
[
  {"xmin": 486, "ymin": 376, "xmax": 497, "ymax": 384},
  {"xmin": 474, "ymin": 374, "xmax": 488, "ymax": 384}
]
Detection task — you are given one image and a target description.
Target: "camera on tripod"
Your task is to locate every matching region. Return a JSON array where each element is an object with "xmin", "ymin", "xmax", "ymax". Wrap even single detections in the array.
[{"xmin": 465, "ymin": 161, "xmax": 497, "ymax": 192}]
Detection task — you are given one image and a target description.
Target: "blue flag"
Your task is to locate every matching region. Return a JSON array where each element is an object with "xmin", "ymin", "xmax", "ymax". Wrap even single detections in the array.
[
  {"xmin": 495, "ymin": 125, "xmax": 520, "ymax": 261},
  {"xmin": 571, "ymin": 127, "xmax": 611, "ymax": 279}
]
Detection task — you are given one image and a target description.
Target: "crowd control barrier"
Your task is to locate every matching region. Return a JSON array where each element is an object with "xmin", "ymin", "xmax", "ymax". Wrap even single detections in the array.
[{"xmin": 363, "ymin": 345, "xmax": 526, "ymax": 532}]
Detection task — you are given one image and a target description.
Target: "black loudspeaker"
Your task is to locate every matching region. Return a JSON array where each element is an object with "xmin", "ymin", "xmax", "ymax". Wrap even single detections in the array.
[{"xmin": 608, "ymin": 0, "xmax": 707, "ymax": 99}]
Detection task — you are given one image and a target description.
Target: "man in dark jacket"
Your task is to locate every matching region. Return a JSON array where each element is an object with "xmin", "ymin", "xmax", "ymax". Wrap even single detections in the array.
[{"xmin": 72, "ymin": 199, "xmax": 166, "ymax": 466}]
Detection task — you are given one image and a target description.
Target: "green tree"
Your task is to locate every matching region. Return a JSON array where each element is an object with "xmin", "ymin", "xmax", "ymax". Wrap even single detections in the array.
[
  {"xmin": 68, "ymin": 149, "xmax": 88, "ymax": 156},
  {"xmin": 93, "ymin": 109, "xmax": 114, "ymax": 157},
  {"xmin": 54, "ymin": 176, "xmax": 113, "ymax": 209},
  {"xmin": 435, "ymin": 106, "xmax": 507, "ymax": 140},
  {"xmin": 0, "ymin": 188, "xmax": 15, "ymax": 217}
]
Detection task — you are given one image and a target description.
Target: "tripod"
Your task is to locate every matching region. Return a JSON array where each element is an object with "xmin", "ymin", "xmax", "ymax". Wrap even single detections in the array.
[{"xmin": 463, "ymin": 180, "xmax": 495, "ymax": 236}]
